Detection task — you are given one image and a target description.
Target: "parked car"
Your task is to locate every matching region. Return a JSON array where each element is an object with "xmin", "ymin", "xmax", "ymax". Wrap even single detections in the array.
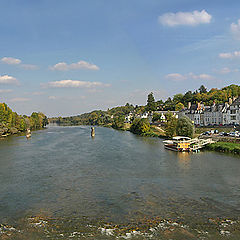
[
  {"xmin": 202, "ymin": 131, "xmax": 211, "ymax": 135},
  {"xmin": 229, "ymin": 132, "xmax": 240, "ymax": 137}
]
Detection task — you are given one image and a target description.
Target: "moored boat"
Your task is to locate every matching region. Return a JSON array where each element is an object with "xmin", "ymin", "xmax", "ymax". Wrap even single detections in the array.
[{"xmin": 163, "ymin": 136, "xmax": 191, "ymax": 152}]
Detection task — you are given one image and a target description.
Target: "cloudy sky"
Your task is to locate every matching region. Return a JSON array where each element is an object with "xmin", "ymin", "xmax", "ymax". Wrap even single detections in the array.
[{"xmin": 0, "ymin": 0, "xmax": 240, "ymax": 116}]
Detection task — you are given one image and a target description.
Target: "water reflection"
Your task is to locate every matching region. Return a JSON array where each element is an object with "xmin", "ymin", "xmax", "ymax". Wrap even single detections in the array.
[
  {"xmin": 177, "ymin": 152, "xmax": 191, "ymax": 170},
  {"xmin": 1, "ymin": 126, "xmax": 240, "ymax": 236}
]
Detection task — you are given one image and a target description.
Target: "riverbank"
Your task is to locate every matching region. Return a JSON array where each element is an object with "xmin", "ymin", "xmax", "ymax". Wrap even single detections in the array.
[
  {"xmin": 205, "ymin": 141, "xmax": 240, "ymax": 155},
  {"xmin": 0, "ymin": 125, "xmax": 47, "ymax": 139},
  {"xmin": 1, "ymin": 214, "xmax": 240, "ymax": 239},
  {"xmin": 0, "ymin": 125, "xmax": 19, "ymax": 138}
]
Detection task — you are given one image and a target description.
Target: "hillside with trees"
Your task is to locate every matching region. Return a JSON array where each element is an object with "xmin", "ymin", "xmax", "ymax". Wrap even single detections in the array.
[
  {"xmin": 50, "ymin": 84, "xmax": 240, "ymax": 129},
  {"xmin": 158, "ymin": 84, "xmax": 240, "ymax": 111},
  {"xmin": 0, "ymin": 103, "xmax": 48, "ymax": 137}
]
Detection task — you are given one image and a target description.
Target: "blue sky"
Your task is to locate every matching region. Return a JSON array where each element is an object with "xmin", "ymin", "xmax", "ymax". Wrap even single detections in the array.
[{"xmin": 0, "ymin": 0, "xmax": 240, "ymax": 116}]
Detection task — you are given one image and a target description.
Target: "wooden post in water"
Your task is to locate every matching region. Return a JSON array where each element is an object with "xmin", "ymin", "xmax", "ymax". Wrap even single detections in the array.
[
  {"xmin": 91, "ymin": 127, "xmax": 95, "ymax": 137},
  {"xmin": 26, "ymin": 128, "xmax": 31, "ymax": 139}
]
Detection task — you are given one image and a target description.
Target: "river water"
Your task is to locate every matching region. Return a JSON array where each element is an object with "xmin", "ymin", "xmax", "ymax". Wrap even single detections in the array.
[{"xmin": 0, "ymin": 126, "xmax": 240, "ymax": 239}]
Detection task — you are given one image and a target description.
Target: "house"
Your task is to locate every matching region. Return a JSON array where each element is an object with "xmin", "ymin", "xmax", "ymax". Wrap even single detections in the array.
[
  {"xmin": 179, "ymin": 100, "xmax": 231, "ymax": 126},
  {"xmin": 124, "ymin": 112, "xmax": 134, "ymax": 123},
  {"xmin": 179, "ymin": 102, "xmax": 204, "ymax": 126},
  {"xmin": 155, "ymin": 111, "xmax": 179, "ymax": 121},
  {"xmin": 228, "ymin": 97, "xmax": 240, "ymax": 125},
  {"xmin": 203, "ymin": 103, "xmax": 229, "ymax": 126}
]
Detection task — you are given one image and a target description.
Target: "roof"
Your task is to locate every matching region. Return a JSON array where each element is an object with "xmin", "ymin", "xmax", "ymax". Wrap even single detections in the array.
[
  {"xmin": 172, "ymin": 136, "xmax": 191, "ymax": 140},
  {"xmin": 232, "ymin": 96, "xmax": 240, "ymax": 106}
]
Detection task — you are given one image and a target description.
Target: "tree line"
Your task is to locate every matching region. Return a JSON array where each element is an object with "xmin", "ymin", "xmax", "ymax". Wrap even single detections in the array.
[
  {"xmin": 0, "ymin": 102, "xmax": 48, "ymax": 136},
  {"xmin": 146, "ymin": 84, "xmax": 240, "ymax": 111},
  {"xmin": 49, "ymin": 84, "xmax": 239, "ymax": 138}
]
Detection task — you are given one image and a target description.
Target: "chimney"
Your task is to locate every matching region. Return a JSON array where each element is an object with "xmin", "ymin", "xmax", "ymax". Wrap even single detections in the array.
[
  {"xmin": 197, "ymin": 102, "xmax": 201, "ymax": 110},
  {"xmin": 188, "ymin": 102, "xmax": 191, "ymax": 109},
  {"xmin": 229, "ymin": 98, "xmax": 232, "ymax": 105},
  {"xmin": 233, "ymin": 96, "xmax": 237, "ymax": 102}
]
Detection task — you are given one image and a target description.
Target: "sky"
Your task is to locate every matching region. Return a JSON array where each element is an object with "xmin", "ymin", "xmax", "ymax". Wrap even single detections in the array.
[{"xmin": 0, "ymin": 0, "xmax": 240, "ymax": 117}]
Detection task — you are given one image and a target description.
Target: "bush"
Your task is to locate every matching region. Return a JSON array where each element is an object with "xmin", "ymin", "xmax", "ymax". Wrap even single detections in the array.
[
  {"xmin": 130, "ymin": 118, "xmax": 150, "ymax": 135},
  {"xmin": 206, "ymin": 142, "xmax": 240, "ymax": 154},
  {"xmin": 176, "ymin": 116, "xmax": 194, "ymax": 138}
]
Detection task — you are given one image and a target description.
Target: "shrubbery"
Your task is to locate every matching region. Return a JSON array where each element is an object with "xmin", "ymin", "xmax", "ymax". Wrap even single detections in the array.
[
  {"xmin": 130, "ymin": 118, "xmax": 150, "ymax": 135},
  {"xmin": 176, "ymin": 116, "xmax": 194, "ymax": 138},
  {"xmin": 0, "ymin": 102, "xmax": 48, "ymax": 136},
  {"xmin": 206, "ymin": 142, "xmax": 240, "ymax": 154}
]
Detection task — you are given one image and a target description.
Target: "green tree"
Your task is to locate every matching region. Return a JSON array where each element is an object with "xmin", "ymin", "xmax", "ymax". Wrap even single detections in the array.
[
  {"xmin": 30, "ymin": 112, "xmax": 40, "ymax": 129},
  {"xmin": 176, "ymin": 116, "xmax": 194, "ymax": 138},
  {"xmin": 199, "ymin": 85, "xmax": 207, "ymax": 94},
  {"xmin": 173, "ymin": 93, "xmax": 184, "ymax": 104},
  {"xmin": 183, "ymin": 91, "xmax": 193, "ymax": 105},
  {"xmin": 152, "ymin": 113, "xmax": 161, "ymax": 122},
  {"xmin": 130, "ymin": 118, "xmax": 150, "ymax": 135},
  {"xmin": 175, "ymin": 102, "xmax": 185, "ymax": 111},
  {"xmin": 146, "ymin": 92, "xmax": 156, "ymax": 111},
  {"xmin": 164, "ymin": 97, "xmax": 175, "ymax": 111},
  {"xmin": 112, "ymin": 115, "xmax": 125, "ymax": 130},
  {"xmin": 89, "ymin": 112, "xmax": 99, "ymax": 125},
  {"xmin": 19, "ymin": 118, "xmax": 27, "ymax": 131},
  {"xmin": 164, "ymin": 112, "xmax": 178, "ymax": 138}
]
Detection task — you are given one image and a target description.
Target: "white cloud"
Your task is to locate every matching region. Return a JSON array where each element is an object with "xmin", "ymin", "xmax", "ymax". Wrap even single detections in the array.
[
  {"xmin": 50, "ymin": 60, "xmax": 100, "ymax": 71},
  {"xmin": 158, "ymin": 10, "xmax": 212, "ymax": 27},
  {"xmin": 1, "ymin": 57, "xmax": 38, "ymax": 70},
  {"xmin": 43, "ymin": 80, "xmax": 110, "ymax": 88},
  {"xmin": 0, "ymin": 75, "xmax": 19, "ymax": 85},
  {"xmin": 215, "ymin": 67, "xmax": 238, "ymax": 74},
  {"xmin": 32, "ymin": 91, "xmax": 45, "ymax": 96},
  {"xmin": 0, "ymin": 89, "xmax": 13, "ymax": 93},
  {"xmin": 230, "ymin": 19, "xmax": 240, "ymax": 40},
  {"xmin": 165, "ymin": 73, "xmax": 214, "ymax": 81},
  {"xmin": 1, "ymin": 57, "xmax": 21, "ymax": 65},
  {"xmin": 165, "ymin": 73, "xmax": 187, "ymax": 81},
  {"xmin": 219, "ymin": 51, "xmax": 240, "ymax": 59},
  {"xmin": 9, "ymin": 97, "xmax": 30, "ymax": 102},
  {"xmin": 189, "ymin": 73, "xmax": 214, "ymax": 80},
  {"xmin": 21, "ymin": 64, "xmax": 38, "ymax": 70},
  {"xmin": 49, "ymin": 96, "xmax": 57, "ymax": 100}
]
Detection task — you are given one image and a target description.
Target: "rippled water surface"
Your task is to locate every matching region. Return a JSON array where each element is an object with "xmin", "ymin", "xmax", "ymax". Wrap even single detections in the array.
[{"xmin": 1, "ymin": 126, "xmax": 240, "ymax": 239}]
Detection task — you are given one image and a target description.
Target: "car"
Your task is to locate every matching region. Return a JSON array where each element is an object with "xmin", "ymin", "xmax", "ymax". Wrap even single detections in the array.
[
  {"xmin": 202, "ymin": 131, "xmax": 211, "ymax": 135},
  {"xmin": 229, "ymin": 132, "xmax": 239, "ymax": 137}
]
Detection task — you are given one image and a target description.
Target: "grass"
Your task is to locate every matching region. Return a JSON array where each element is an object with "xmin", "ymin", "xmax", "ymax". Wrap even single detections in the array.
[
  {"xmin": 205, "ymin": 141, "xmax": 240, "ymax": 155},
  {"xmin": 150, "ymin": 125, "xmax": 167, "ymax": 138}
]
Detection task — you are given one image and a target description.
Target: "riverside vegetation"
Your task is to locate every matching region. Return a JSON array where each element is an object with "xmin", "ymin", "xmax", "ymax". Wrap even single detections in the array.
[
  {"xmin": 49, "ymin": 84, "xmax": 240, "ymax": 155},
  {"xmin": 50, "ymin": 84, "xmax": 240, "ymax": 127},
  {"xmin": 205, "ymin": 142, "xmax": 240, "ymax": 154},
  {"xmin": 0, "ymin": 102, "xmax": 48, "ymax": 138}
]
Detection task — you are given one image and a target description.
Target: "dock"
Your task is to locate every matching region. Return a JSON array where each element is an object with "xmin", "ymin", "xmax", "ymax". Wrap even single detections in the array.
[
  {"xmin": 163, "ymin": 136, "xmax": 215, "ymax": 152},
  {"xmin": 188, "ymin": 138, "xmax": 215, "ymax": 152}
]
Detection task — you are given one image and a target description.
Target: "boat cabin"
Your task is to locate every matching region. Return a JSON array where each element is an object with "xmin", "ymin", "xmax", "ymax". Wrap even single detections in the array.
[{"xmin": 163, "ymin": 136, "xmax": 191, "ymax": 152}]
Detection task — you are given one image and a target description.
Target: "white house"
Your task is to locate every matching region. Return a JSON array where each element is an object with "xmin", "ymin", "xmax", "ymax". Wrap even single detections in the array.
[{"xmin": 228, "ymin": 97, "xmax": 240, "ymax": 125}]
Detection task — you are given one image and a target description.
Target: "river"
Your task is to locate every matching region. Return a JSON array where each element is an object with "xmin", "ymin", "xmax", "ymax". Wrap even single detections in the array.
[{"xmin": 0, "ymin": 126, "xmax": 240, "ymax": 239}]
